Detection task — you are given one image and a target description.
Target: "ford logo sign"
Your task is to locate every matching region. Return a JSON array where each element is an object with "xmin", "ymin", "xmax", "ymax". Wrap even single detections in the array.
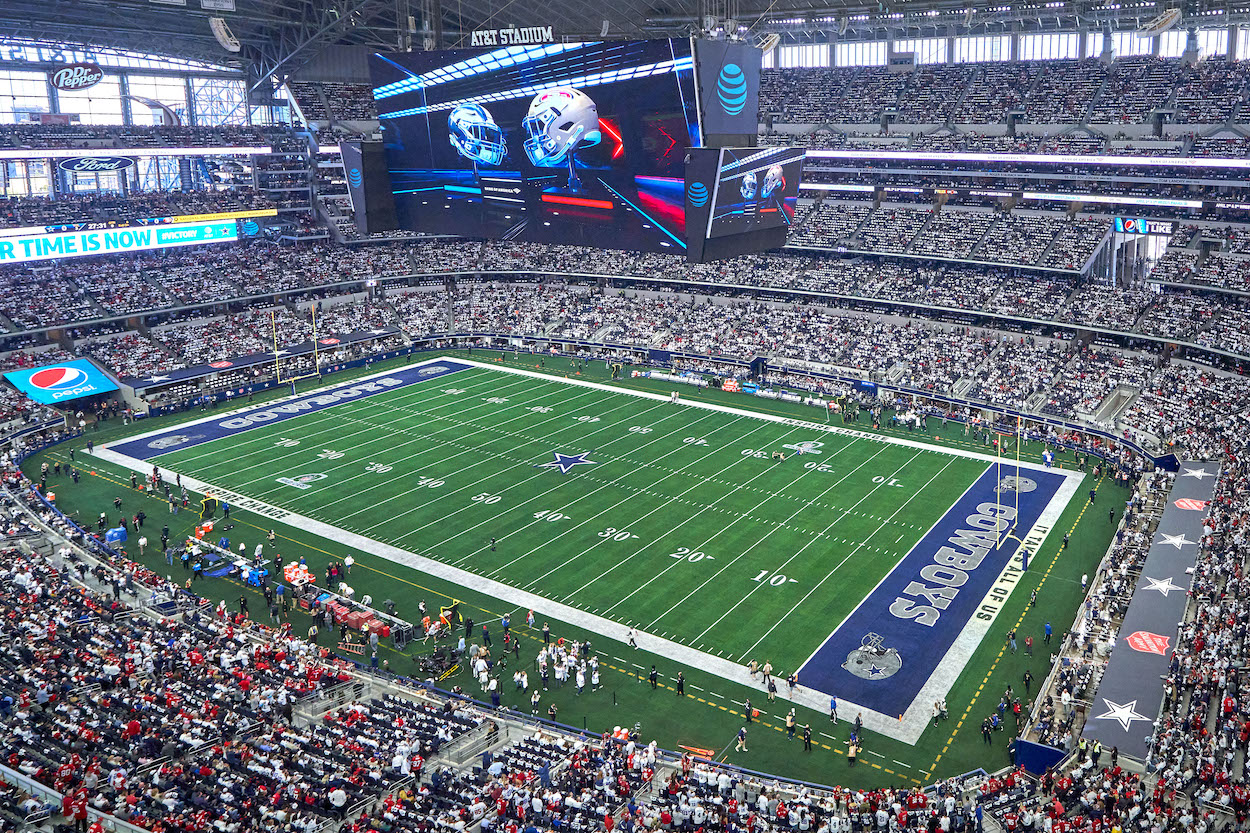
[
  {"xmin": 49, "ymin": 63, "xmax": 105, "ymax": 91},
  {"xmin": 58, "ymin": 157, "xmax": 136, "ymax": 173}
]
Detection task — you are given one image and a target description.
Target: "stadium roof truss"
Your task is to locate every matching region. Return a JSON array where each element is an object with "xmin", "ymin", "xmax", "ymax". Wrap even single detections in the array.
[{"xmin": 9, "ymin": 0, "xmax": 1250, "ymax": 94}]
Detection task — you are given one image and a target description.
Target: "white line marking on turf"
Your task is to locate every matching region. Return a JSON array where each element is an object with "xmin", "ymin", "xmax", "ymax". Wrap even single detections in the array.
[
  {"xmin": 473, "ymin": 412, "xmax": 757, "ymax": 578},
  {"xmin": 697, "ymin": 448, "xmax": 927, "ymax": 645},
  {"xmin": 738, "ymin": 455, "xmax": 958, "ymax": 660},
  {"xmin": 379, "ymin": 397, "xmax": 691, "ymax": 541},
  {"xmin": 645, "ymin": 439, "xmax": 889, "ymax": 629},
  {"xmin": 248, "ymin": 379, "xmax": 607, "ymax": 505},
  {"xmin": 439, "ymin": 409, "xmax": 734, "ymax": 568},
  {"xmin": 159, "ymin": 367, "xmax": 509, "ymax": 471},
  {"xmin": 555, "ymin": 424, "xmax": 811, "ymax": 603}
]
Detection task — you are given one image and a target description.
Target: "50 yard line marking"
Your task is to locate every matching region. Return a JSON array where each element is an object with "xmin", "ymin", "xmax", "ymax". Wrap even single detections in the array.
[
  {"xmin": 468, "ymin": 412, "xmax": 764, "ymax": 576},
  {"xmin": 371, "ymin": 400, "xmax": 706, "ymax": 541}
]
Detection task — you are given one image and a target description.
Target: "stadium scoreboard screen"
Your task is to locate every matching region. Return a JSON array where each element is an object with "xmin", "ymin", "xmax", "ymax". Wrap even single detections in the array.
[
  {"xmin": 369, "ymin": 39, "xmax": 700, "ymax": 253},
  {"xmin": 705, "ymin": 147, "xmax": 804, "ymax": 238},
  {"xmin": 684, "ymin": 146, "xmax": 804, "ymax": 263}
]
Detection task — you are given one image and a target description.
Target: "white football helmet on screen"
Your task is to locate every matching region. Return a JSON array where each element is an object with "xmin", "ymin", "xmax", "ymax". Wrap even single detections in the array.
[
  {"xmin": 522, "ymin": 87, "xmax": 601, "ymax": 167},
  {"xmin": 761, "ymin": 164, "xmax": 786, "ymax": 198}
]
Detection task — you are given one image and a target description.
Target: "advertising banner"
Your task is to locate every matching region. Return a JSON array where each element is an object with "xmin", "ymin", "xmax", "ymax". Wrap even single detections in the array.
[{"xmin": 3, "ymin": 359, "xmax": 118, "ymax": 405}]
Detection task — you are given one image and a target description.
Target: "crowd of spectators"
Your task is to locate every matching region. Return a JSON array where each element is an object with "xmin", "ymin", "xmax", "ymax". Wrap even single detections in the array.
[{"xmin": 760, "ymin": 54, "xmax": 1250, "ymax": 128}]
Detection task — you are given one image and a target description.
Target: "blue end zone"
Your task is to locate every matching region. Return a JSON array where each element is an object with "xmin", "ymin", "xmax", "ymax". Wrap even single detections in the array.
[
  {"xmin": 799, "ymin": 465, "xmax": 1068, "ymax": 717},
  {"xmin": 108, "ymin": 361, "xmax": 473, "ymax": 461}
]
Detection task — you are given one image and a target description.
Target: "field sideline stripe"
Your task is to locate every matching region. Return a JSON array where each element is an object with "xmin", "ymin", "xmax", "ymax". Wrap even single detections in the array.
[{"xmin": 448, "ymin": 358, "xmax": 1065, "ymax": 473}]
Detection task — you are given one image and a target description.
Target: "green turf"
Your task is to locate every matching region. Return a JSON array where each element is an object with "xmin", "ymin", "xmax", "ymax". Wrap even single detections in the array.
[
  {"xmin": 144, "ymin": 362, "xmax": 989, "ymax": 672},
  {"xmin": 23, "ymin": 348, "xmax": 1121, "ymax": 788}
]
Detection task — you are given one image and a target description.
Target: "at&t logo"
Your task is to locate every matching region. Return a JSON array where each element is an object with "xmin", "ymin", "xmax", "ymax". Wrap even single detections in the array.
[
  {"xmin": 716, "ymin": 63, "xmax": 748, "ymax": 116},
  {"xmin": 687, "ymin": 182, "xmax": 708, "ymax": 207},
  {"xmin": 348, "ymin": 167, "xmax": 363, "ymax": 188}
]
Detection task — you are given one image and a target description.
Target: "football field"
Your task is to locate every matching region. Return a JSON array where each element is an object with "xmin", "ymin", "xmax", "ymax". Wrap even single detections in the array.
[{"xmin": 101, "ymin": 357, "xmax": 1082, "ymax": 742}]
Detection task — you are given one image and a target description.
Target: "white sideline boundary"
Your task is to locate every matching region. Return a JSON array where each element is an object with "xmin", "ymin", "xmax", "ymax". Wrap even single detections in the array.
[{"xmin": 97, "ymin": 356, "xmax": 1085, "ymax": 745}]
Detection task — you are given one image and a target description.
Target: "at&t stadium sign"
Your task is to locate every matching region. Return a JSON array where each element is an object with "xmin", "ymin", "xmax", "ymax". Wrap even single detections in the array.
[{"xmin": 469, "ymin": 26, "xmax": 554, "ymax": 46}]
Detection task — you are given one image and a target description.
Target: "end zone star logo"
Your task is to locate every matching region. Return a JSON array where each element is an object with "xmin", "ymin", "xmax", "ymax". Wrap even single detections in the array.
[{"xmin": 539, "ymin": 451, "xmax": 597, "ymax": 474}]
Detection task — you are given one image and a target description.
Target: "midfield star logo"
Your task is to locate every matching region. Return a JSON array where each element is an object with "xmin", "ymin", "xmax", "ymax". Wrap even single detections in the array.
[{"xmin": 539, "ymin": 451, "xmax": 597, "ymax": 474}]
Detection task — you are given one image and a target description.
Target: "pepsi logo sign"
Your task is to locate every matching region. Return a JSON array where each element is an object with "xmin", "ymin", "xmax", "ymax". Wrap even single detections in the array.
[
  {"xmin": 209, "ymin": 361, "xmax": 234, "ymax": 369},
  {"xmin": 58, "ymin": 157, "xmax": 136, "ymax": 174},
  {"xmin": 28, "ymin": 366, "xmax": 90, "ymax": 391},
  {"xmin": 49, "ymin": 63, "xmax": 104, "ymax": 91}
]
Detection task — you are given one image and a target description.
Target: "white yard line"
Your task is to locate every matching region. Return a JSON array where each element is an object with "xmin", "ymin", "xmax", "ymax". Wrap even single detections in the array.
[
  {"xmin": 222, "ymin": 374, "xmax": 566, "ymax": 490},
  {"xmin": 424, "ymin": 409, "xmax": 734, "ymax": 563},
  {"xmin": 645, "ymin": 440, "xmax": 891, "ymax": 629},
  {"xmin": 152, "ymin": 367, "xmax": 506, "ymax": 469},
  {"xmin": 738, "ymin": 455, "xmax": 957, "ymax": 659},
  {"xmin": 287, "ymin": 384, "xmax": 642, "ymax": 514},
  {"xmin": 552, "ymin": 425, "xmax": 811, "ymax": 602},
  {"xmin": 371, "ymin": 401, "xmax": 701, "ymax": 541},
  {"xmin": 473, "ymin": 412, "xmax": 759, "ymax": 577}
]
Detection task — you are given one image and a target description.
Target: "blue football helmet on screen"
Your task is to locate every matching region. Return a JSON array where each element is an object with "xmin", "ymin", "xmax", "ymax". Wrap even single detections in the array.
[
  {"xmin": 740, "ymin": 171, "xmax": 757, "ymax": 201},
  {"xmin": 448, "ymin": 103, "xmax": 507, "ymax": 166},
  {"xmin": 522, "ymin": 87, "xmax": 601, "ymax": 167},
  {"xmin": 761, "ymin": 164, "xmax": 786, "ymax": 198}
]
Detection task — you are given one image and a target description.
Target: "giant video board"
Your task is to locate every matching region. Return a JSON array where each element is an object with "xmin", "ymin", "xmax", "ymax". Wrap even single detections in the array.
[{"xmin": 369, "ymin": 39, "xmax": 700, "ymax": 253}]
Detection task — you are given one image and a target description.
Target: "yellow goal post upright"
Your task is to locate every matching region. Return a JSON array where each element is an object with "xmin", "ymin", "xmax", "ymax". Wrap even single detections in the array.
[
  {"xmin": 993, "ymin": 415, "xmax": 1030, "ymax": 563},
  {"xmin": 271, "ymin": 306, "xmax": 324, "ymax": 393}
]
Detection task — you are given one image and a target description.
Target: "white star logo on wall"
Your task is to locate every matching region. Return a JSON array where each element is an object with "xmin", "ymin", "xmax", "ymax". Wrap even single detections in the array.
[
  {"xmin": 1156, "ymin": 532, "xmax": 1194, "ymax": 550},
  {"xmin": 1179, "ymin": 467, "xmax": 1213, "ymax": 480},
  {"xmin": 1094, "ymin": 699, "xmax": 1151, "ymax": 731},
  {"xmin": 1142, "ymin": 576, "xmax": 1183, "ymax": 597}
]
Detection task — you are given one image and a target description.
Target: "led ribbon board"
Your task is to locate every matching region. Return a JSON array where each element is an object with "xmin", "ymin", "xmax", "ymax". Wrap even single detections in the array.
[{"xmin": 0, "ymin": 219, "xmax": 239, "ymax": 266}]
